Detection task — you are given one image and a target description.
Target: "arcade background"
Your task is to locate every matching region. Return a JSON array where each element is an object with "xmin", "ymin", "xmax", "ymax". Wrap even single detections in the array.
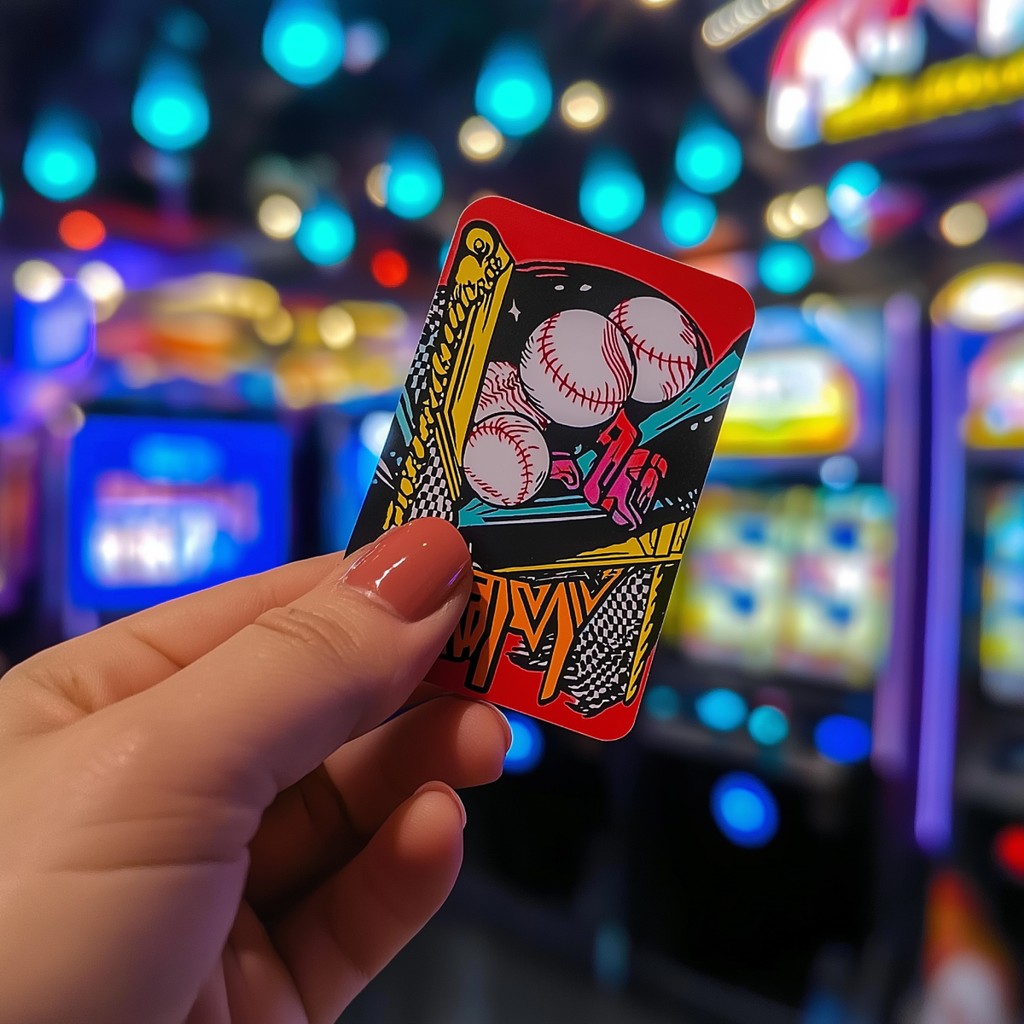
[{"xmin": 2, "ymin": 0, "xmax": 1024, "ymax": 1021}]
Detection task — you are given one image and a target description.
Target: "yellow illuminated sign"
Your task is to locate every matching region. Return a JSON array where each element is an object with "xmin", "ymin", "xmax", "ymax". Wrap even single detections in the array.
[{"xmin": 823, "ymin": 48, "xmax": 1024, "ymax": 143}]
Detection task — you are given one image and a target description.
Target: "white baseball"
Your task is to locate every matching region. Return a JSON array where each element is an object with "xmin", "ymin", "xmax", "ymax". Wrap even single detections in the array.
[
  {"xmin": 520, "ymin": 308, "xmax": 635, "ymax": 428},
  {"xmin": 463, "ymin": 413, "xmax": 550, "ymax": 507},
  {"xmin": 474, "ymin": 360, "xmax": 549, "ymax": 428},
  {"xmin": 610, "ymin": 295, "xmax": 702, "ymax": 404}
]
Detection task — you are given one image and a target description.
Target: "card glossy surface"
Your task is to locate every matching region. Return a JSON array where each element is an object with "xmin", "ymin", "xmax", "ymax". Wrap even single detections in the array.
[{"xmin": 350, "ymin": 198, "xmax": 754, "ymax": 740}]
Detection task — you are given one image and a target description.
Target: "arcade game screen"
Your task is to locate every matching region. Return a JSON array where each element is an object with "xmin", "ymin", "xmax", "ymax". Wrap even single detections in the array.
[
  {"xmin": 65, "ymin": 415, "xmax": 291, "ymax": 612},
  {"xmin": 680, "ymin": 484, "xmax": 894, "ymax": 687}
]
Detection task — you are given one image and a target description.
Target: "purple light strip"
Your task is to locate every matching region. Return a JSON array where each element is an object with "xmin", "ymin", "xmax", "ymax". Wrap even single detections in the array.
[
  {"xmin": 872, "ymin": 293, "xmax": 921, "ymax": 778},
  {"xmin": 915, "ymin": 322, "xmax": 966, "ymax": 853}
]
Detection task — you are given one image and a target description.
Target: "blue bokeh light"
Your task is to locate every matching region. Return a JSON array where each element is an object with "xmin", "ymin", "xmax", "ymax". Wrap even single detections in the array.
[
  {"xmin": 758, "ymin": 241, "xmax": 814, "ymax": 294},
  {"xmin": 748, "ymin": 705, "xmax": 790, "ymax": 746},
  {"xmin": 475, "ymin": 37, "xmax": 552, "ymax": 137},
  {"xmin": 133, "ymin": 54, "xmax": 210, "ymax": 152},
  {"xmin": 675, "ymin": 124, "xmax": 742, "ymax": 195},
  {"xmin": 385, "ymin": 138, "xmax": 443, "ymax": 220},
  {"xmin": 504, "ymin": 712, "xmax": 544, "ymax": 774},
  {"xmin": 646, "ymin": 684, "xmax": 682, "ymax": 721},
  {"xmin": 711, "ymin": 772, "xmax": 779, "ymax": 848},
  {"xmin": 695, "ymin": 688, "xmax": 748, "ymax": 732},
  {"xmin": 263, "ymin": 0, "xmax": 345, "ymax": 87},
  {"xmin": 579, "ymin": 150, "xmax": 645, "ymax": 233},
  {"xmin": 662, "ymin": 187, "xmax": 717, "ymax": 249},
  {"xmin": 23, "ymin": 111, "xmax": 96, "ymax": 202},
  {"xmin": 814, "ymin": 715, "xmax": 872, "ymax": 764},
  {"xmin": 827, "ymin": 162, "xmax": 881, "ymax": 223},
  {"xmin": 295, "ymin": 200, "xmax": 355, "ymax": 265}
]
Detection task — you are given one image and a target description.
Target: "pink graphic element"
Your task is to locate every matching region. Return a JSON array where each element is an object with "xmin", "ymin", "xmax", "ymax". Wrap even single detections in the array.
[
  {"xmin": 463, "ymin": 413, "xmax": 550, "ymax": 507},
  {"xmin": 520, "ymin": 308, "xmax": 636, "ymax": 428},
  {"xmin": 550, "ymin": 455, "xmax": 582, "ymax": 490},
  {"xmin": 610, "ymin": 295, "xmax": 700, "ymax": 404},
  {"xmin": 583, "ymin": 410, "xmax": 668, "ymax": 529},
  {"xmin": 475, "ymin": 360, "xmax": 549, "ymax": 428}
]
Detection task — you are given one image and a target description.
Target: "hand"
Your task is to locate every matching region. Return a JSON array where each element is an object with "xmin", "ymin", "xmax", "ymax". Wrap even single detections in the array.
[{"xmin": 0, "ymin": 518, "xmax": 510, "ymax": 1024}]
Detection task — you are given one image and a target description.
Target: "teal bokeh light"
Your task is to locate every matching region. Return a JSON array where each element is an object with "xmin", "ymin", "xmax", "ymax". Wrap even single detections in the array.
[
  {"xmin": 475, "ymin": 37, "xmax": 552, "ymax": 138},
  {"xmin": 295, "ymin": 200, "xmax": 355, "ymax": 265},
  {"xmin": 385, "ymin": 138, "xmax": 443, "ymax": 220},
  {"xmin": 133, "ymin": 54, "xmax": 209, "ymax": 151},
  {"xmin": 263, "ymin": 0, "xmax": 345, "ymax": 87},
  {"xmin": 579, "ymin": 150, "xmax": 645, "ymax": 233},
  {"xmin": 23, "ymin": 110, "xmax": 96, "ymax": 201},
  {"xmin": 662, "ymin": 187, "xmax": 717, "ymax": 248},
  {"xmin": 758, "ymin": 241, "xmax": 814, "ymax": 294},
  {"xmin": 675, "ymin": 124, "xmax": 742, "ymax": 195}
]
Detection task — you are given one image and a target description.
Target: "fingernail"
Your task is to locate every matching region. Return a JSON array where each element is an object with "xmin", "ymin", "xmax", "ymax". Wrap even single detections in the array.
[
  {"xmin": 491, "ymin": 706, "xmax": 513, "ymax": 752},
  {"xmin": 341, "ymin": 519, "xmax": 470, "ymax": 621},
  {"xmin": 417, "ymin": 782, "xmax": 467, "ymax": 829}
]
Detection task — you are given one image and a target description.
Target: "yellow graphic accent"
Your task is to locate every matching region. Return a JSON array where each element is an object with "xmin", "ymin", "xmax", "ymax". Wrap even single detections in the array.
[
  {"xmin": 384, "ymin": 225, "xmax": 513, "ymax": 528},
  {"xmin": 626, "ymin": 563, "xmax": 666, "ymax": 705},
  {"xmin": 501, "ymin": 519, "xmax": 691, "ymax": 572}
]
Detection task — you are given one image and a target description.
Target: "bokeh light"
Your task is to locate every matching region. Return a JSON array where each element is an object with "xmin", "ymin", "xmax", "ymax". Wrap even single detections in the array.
[
  {"xmin": 662, "ymin": 187, "xmax": 717, "ymax": 248},
  {"xmin": 458, "ymin": 116, "xmax": 504, "ymax": 162},
  {"xmin": 258, "ymin": 194, "xmax": 303, "ymax": 239},
  {"xmin": 370, "ymin": 249, "xmax": 409, "ymax": 288},
  {"xmin": 295, "ymin": 200, "xmax": 355, "ymax": 265},
  {"xmin": 384, "ymin": 138, "xmax": 443, "ymax": 220},
  {"xmin": 758, "ymin": 241, "xmax": 814, "ymax": 293},
  {"xmin": 132, "ymin": 54, "xmax": 210, "ymax": 151},
  {"xmin": 23, "ymin": 110, "xmax": 96, "ymax": 201},
  {"xmin": 579, "ymin": 149, "xmax": 645, "ymax": 233},
  {"xmin": 59, "ymin": 210, "xmax": 106, "ymax": 251},
  {"xmin": 504, "ymin": 712, "xmax": 544, "ymax": 774},
  {"xmin": 675, "ymin": 123, "xmax": 742, "ymax": 195},
  {"xmin": 318, "ymin": 304, "xmax": 356, "ymax": 348},
  {"xmin": 475, "ymin": 37, "xmax": 552, "ymax": 138},
  {"xmin": 827, "ymin": 162, "xmax": 881, "ymax": 223},
  {"xmin": 695, "ymin": 688, "xmax": 748, "ymax": 731},
  {"xmin": 255, "ymin": 307, "xmax": 294, "ymax": 345},
  {"xmin": 646, "ymin": 684, "xmax": 683, "ymax": 720},
  {"xmin": 14, "ymin": 260, "xmax": 63, "ymax": 303},
  {"xmin": 342, "ymin": 19, "xmax": 387, "ymax": 73},
  {"xmin": 814, "ymin": 714, "xmax": 872, "ymax": 764},
  {"xmin": 748, "ymin": 705, "xmax": 789, "ymax": 746},
  {"xmin": 560, "ymin": 81, "xmax": 607, "ymax": 130},
  {"xmin": 993, "ymin": 824, "xmax": 1024, "ymax": 882},
  {"xmin": 940, "ymin": 201, "xmax": 988, "ymax": 246},
  {"xmin": 76, "ymin": 261, "xmax": 125, "ymax": 322},
  {"xmin": 711, "ymin": 772, "xmax": 779, "ymax": 847},
  {"xmin": 263, "ymin": 0, "xmax": 345, "ymax": 87}
]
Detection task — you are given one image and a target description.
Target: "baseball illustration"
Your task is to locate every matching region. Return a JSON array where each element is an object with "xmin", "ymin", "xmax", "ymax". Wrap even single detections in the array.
[
  {"xmin": 474, "ymin": 360, "xmax": 549, "ymax": 428},
  {"xmin": 610, "ymin": 295, "xmax": 702, "ymax": 404},
  {"xmin": 520, "ymin": 308, "xmax": 636, "ymax": 429},
  {"xmin": 463, "ymin": 413, "xmax": 550, "ymax": 507}
]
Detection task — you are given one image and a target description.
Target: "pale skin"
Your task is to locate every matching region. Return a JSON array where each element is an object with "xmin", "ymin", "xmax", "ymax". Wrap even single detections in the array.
[{"xmin": 0, "ymin": 519, "xmax": 509, "ymax": 1024}]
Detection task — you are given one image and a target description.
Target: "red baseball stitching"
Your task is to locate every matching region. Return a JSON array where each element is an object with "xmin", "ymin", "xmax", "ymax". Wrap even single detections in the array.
[
  {"xmin": 612, "ymin": 301, "xmax": 699, "ymax": 399},
  {"xmin": 533, "ymin": 313, "xmax": 630, "ymax": 416},
  {"xmin": 466, "ymin": 417, "xmax": 543, "ymax": 505}
]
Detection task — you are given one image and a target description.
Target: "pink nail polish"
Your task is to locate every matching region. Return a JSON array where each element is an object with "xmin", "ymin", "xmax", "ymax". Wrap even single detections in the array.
[{"xmin": 341, "ymin": 519, "xmax": 470, "ymax": 621}]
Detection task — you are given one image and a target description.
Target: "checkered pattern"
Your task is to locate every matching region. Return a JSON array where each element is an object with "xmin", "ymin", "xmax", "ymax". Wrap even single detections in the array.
[
  {"xmin": 405, "ymin": 285, "xmax": 448, "ymax": 408},
  {"xmin": 563, "ymin": 567, "xmax": 655, "ymax": 718},
  {"xmin": 408, "ymin": 436, "xmax": 455, "ymax": 521}
]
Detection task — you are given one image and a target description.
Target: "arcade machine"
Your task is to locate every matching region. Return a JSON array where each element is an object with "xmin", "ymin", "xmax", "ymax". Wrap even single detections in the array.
[
  {"xmin": 917, "ymin": 264, "xmax": 1024, "ymax": 1012},
  {"xmin": 56, "ymin": 413, "xmax": 291, "ymax": 627},
  {"xmin": 625, "ymin": 298, "xmax": 925, "ymax": 1021}
]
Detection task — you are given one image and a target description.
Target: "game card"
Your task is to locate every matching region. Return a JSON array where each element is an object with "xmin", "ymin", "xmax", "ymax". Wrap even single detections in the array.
[{"xmin": 350, "ymin": 197, "xmax": 754, "ymax": 740}]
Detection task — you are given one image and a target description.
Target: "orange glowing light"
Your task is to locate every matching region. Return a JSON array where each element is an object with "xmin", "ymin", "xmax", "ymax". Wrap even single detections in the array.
[
  {"xmin": 371, "ymin": 249, "xmax": 408, "ymax": 289},
  {"xmin": 59, "ymin": 210, "xmax": 106, "ymax": 251}
]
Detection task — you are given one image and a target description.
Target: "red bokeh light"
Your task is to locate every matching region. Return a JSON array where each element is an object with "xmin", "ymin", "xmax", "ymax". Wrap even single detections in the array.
[
  {"xmin": 59, "ymin": 210, "xmax": 106, "ymax": 251},
  {"xmin": 993, "ymin": 824, "xmax": 1024, "ymax": 881},
  {"xmin": 371, "ymin": 249, "xmax": 408, "ymax": 288}
]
